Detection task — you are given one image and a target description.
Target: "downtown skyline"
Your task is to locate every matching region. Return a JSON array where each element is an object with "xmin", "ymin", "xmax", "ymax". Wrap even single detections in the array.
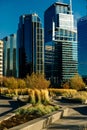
[{"xmin": 0, "ymin": 0, "xmax": 86, "ymax": 39}]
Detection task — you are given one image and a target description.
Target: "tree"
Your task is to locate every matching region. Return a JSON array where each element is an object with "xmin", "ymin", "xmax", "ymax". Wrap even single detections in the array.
[
  {"xmin": 25, "ymin": 73, "xmax": 50, "ymax": 89},
  {"xmin": 17, "ymin": 79, "xmax": 26, "ymax": 88},
  {"xmin": 3, "ymin": 77, "xmax": 18, "ymax": 89},
  {"xmin": 0, "ymin": 76, "xmax": 3, "ymax": 87},
  {"xmin": 62, "ymin": 81, "xmax": 70, "ymax": 89},
  {"xmin": 69, "ymin": 74, "xmax": 85, "ymax": 90}
]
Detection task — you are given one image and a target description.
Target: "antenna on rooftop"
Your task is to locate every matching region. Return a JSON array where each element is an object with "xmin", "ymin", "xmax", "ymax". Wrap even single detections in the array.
[{"xmin": 70, "ymin": 0, "xmax": 72, "ymax": 14}]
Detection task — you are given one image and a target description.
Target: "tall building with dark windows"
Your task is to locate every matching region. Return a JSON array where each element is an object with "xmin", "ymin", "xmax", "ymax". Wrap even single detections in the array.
[
  {"xmin": 0, "ymin": 40, "xmax": 3, "ymax": 77},
  {"xmin": 44, "ymin": 2, "xmax": 78, "ymax": 86},
  {"xmin": 3, "ymin": 34, "xmax": 17, "ymax": 77},
  {"xmin": 77, "ymin": 16, "xmax": 87, "ymax": 77},
  {"xmin": 17, "ymin": 13, "xmax": 44, "ymax": 78}
]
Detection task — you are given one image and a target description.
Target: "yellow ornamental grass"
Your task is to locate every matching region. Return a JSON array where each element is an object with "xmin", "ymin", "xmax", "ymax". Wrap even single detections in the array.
[
  {"xmin": 0, "ymin": 88, "xmax": 8, "ymax": 95},
  {"xmin": 44, "ymin": 89, "xmax": 50, "ymax": 103},
  {"xmin": 27, "ymin": 88, "xmax": 31, "ymax": 95},
  {"xmin": 29, "ymin": 89, "xmax": 36, "ymax": 104},
  {"xmin": 35, "ymin": 89, "xmax": 41, "ymax": 104},
  {"xmin": 14, "ymin": 89, "xmax": 19, "ymax": 96},
  {"xmin": 19, "ymin": 88, "xmax": 27, "ymax": 95},
  {"xmin": 41, "ymin": 89, "xmax": 50, "ymax": 104},
  {"xmin": 49, "ymin": 88, "xmax": 77, "ymax": 98},
  {"xmin": 27, "ymin": 89, "xmax": 50, "ymax": 105},
  {"xmin": 8, "ymin": 89, "xmax": 13, "ymax": 94}
]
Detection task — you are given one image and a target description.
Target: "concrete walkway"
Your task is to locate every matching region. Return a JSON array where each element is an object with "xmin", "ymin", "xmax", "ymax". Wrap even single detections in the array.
[
  {"xmin": 1, "ymin": 95, "xmax": 87, "ymax": 130},
  {"xmin": 43, "ymin": 105, "xmax": 87, "ymax": 130},
  {"xmin": 0, "ymin": 95, "xmax": 26, "ymax": 121}
]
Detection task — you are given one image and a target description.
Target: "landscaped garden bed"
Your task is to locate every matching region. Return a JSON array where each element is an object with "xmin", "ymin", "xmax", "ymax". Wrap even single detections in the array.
[
  {"xmin": 0, "ymin": 74, "xmax": 87, "ymax": 129},
  {"xmin": 0, "ymin": 103, "xmax": 59, "ymax": 130}
]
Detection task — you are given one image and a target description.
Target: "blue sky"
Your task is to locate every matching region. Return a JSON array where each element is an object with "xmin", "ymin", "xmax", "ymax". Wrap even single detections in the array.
[{"xmin": 0, "ymin": 0, "xmax": 86, "ymax": 39}]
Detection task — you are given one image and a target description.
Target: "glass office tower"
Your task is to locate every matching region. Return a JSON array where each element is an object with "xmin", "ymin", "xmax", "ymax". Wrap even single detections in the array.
[
  {"xmin": 17, "ymin": 13, "xmax": 44, "ymax": 78},
  {"xmin": 0, "ymin": 40, "xmax": 3, "ymax": 77},
  {"xmin": 44, "ymin": 2, "xmax": 78, "ymax": 86},
  {"xmin": 3, "ymin": 34, "xmax": 17, "ymax": 77},
  {"xmin": 78, "ymin": 16, "xmax": 87, "ymax": 77}
]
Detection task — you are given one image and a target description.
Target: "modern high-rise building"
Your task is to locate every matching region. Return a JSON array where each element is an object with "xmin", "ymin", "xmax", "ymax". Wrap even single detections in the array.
[
  {"xmin": 44, "ymin": 2, "xmax": 78, "ymax": 86},
  {"xmin": 17, "ymin": 13, "xmax": 44, "ymax": 78},
  {"xmin": 3, "ymin": 34, "xmax": 17, "ymax": 77},
  {"xmin": 77, "ymin": 16, "xmax": 87, "ymax": 77},
  {"xmin": 0, "ymin": 40, "xmax": 3, "ymax": 77}
]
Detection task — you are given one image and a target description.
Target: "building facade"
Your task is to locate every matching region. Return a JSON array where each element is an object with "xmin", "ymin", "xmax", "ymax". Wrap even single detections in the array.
[
  {"xmin": 44, "ymin": 2, "xmax": 78, "ymax": 86},
  {"xmin": 0, "ymin": 40, "xmax": 3, "ymax": 77},
  {"xmin": 3, "ymin": 34, "xmax": 17, "ymax": 77},
  {"xmin": 77, "ymin": 16, "xmax": 87, "ymax": 77},
  {"xmin": 17, "ymin": 13, "xmax": 44, "ymax": 78}
]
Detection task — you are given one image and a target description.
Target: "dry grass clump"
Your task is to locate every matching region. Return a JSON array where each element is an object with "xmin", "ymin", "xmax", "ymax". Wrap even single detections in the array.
[
  {"xmin": 35, "ymin": 89, "xmax": 41, "ymax": 104},
  {"xmin": 17, "ymin": 88, "xmax": 28, "ymax": 95},
  {"xmin": 0, "ymin": 88, "xmax": 50, "ymax": 105},
  {"xmin": 49, "ymin": 88, "xmax": 77, "ymax": 98},
  {"xmin": 0, "ymin": 88, "xmax": 8, "ymax": 95},
  {"xmin": 78, "ymin": 91, "xmax": 87, "ymax": 97},
  {"xmin": 28, "ymin": 89, "xmax": 50, "ymax": 104},
  {"xmin": 72, "ymin": 91, "xmax": 87, "ymax": 103},
  {"xmin": 49, "ymin": 88, "xmax": 87, "ymax": 103},
  {"xmin": 41, "ymin": 89, "xmax": 50, "ymax": 104},
  {"xmin": 72, "ymin": 95, "xmax": 86, "ymax": 103},
  {"xmin": 0, "ymin": 88, "xmax": 29, "ymax": 97},
  {"xmin": 28, "ymin": 89, "xmax": 36, "ymax": 104}
]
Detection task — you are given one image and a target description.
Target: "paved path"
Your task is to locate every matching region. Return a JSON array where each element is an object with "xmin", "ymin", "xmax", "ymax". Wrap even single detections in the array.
[
  {"xmin": 1, "ymin": 96, "xmax": 87, "ymax": 129},
  {"xmin": 43, "ymin": 105, "xmax": 87, "ymax": 130},
  {"xmin": 0, "ymin": 95, "xmax": 26, "ymax": 121}
]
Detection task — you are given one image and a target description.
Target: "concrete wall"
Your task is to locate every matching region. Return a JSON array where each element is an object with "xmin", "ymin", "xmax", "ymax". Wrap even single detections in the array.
[{"xmin": 9, "ymin": 108, "xmax": 69, "ymax": 130}]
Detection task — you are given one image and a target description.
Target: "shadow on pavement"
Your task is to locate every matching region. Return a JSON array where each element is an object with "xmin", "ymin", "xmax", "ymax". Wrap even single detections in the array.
[
  {"xmin": 73, "ymin": 106, "xmax": 87, "ymax": 115},
  {"xmin": 48, "ymin": 124, "xmax": 84, "ymax": 129},
  {"xmin": 0, "ymin": 95, "xmax": 26, "ymax": 117}
]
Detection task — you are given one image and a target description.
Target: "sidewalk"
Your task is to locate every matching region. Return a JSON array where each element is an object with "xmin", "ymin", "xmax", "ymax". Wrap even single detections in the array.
[
  {"xmin": 43, "ymin": 105, "xmax": 87, "ymax": 130},
  {"xmin": 0, "ymin": 95, "xmax": 26, "ymax": 121},
  {"xmin": 1, "ymin": 95, "xmax": 87, "ymax": 130}
]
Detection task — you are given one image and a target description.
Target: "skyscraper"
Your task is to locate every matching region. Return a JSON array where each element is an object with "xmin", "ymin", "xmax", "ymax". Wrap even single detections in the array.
[
  {"xmin": 3, "ymin": 34, "xmax": 17, "ymax": 77},
  {"xmin": 44, "ymin": 2, "xmax": 78, "ymax": 86},
  {"xmin": 77, "ymin": 16, "xmax": 87, "ymax": 77},
  {"xmin": 17, "ymin": 13, "xmax": 44, "ymax": 78},
  {"xmin": 0, "ymin": 40, "xmax": 3, "ymax": 77}
]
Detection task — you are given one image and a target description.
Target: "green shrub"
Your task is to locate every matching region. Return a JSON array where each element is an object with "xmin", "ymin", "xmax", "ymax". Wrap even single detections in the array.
[{"xmin": 16, "ymin": 104, "xmax": 59, "ymax": 116}]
